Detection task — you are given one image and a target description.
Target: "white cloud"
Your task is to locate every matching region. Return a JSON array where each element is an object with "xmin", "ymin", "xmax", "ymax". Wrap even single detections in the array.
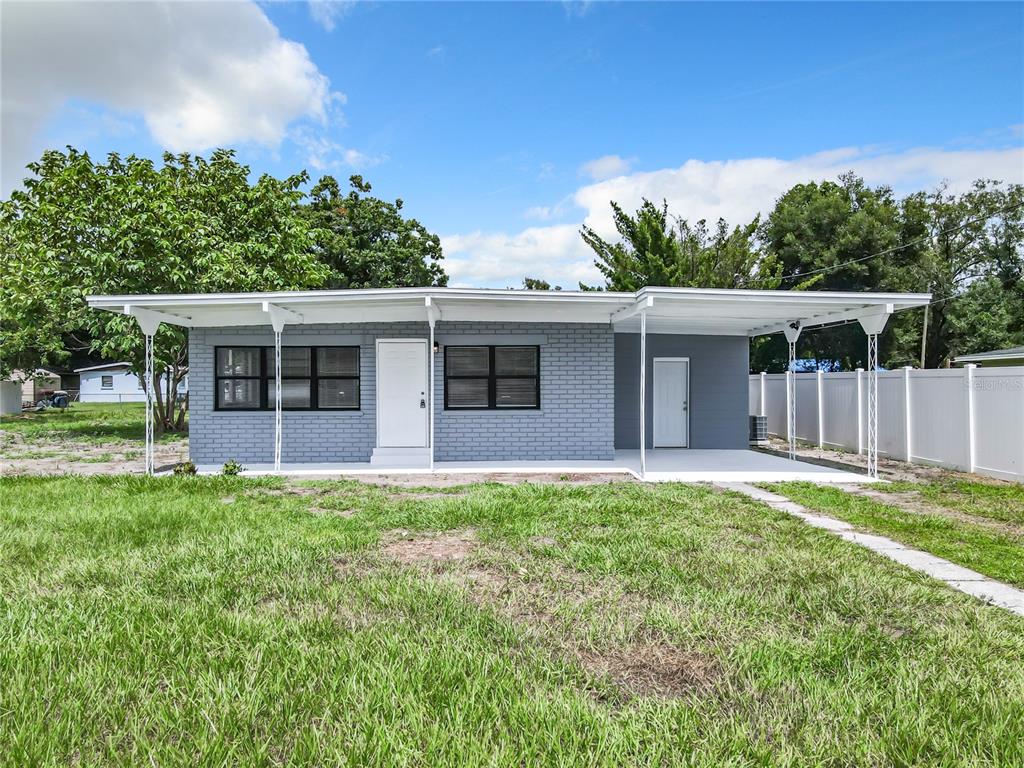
[
  {"xmin": 579, "ymin": 154, "xmax": 633, "ymax": 181},
  {"xmin": 441, "ymin": 225, "xmax": 602, "ymax": 289},
  {"xmin": 293, "ymin": 130, "xmax": 386, "ymax": 171},
  {"xmin": 2, "ymin": 0, "xmax": 340, "ymax": 194},
  {"xmin": 308, "ymin": 0, "xmax": 355, "ymax": 32},
  {"xmin": 444, "ymin": 141, "xmax": 1024, "ymax": 289}
]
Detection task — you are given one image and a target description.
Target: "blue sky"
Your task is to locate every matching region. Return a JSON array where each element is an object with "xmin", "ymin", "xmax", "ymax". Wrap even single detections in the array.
[{"xmin": 4, "ymin": 1, "xmax": 1023, "ymax": 286}]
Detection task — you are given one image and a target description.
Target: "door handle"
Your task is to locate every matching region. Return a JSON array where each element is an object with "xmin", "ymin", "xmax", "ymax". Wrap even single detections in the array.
[{"xmin": 420, "ymin": 399, "xmax": 426, "ymax": 408}]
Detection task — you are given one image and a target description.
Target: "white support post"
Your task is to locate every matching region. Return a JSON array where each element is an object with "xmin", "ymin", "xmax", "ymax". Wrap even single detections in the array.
[
  {"xmin": 425, "ymin": 297, "xmax": 441, "ymax": 473},
  {"xmin": 783, "ymin": 324, "xmax": 801, "ymax": 460},
  {"xmin": 131, "ymin": 311, "xmax": 162, "ymax": 476},
  {"xmin": 273, "ymin": 329, "xmax": 282, "ymax": 471},
  {"xmin": 428, "ymin": 319, "xmax": 436, "ymax": 472},
  {"xmin": 759, "ymin": 371, "xmax": 767, "ymax": 418},
  {"xmin": 639, "ymin": 310, "xmax": 647, "ymax": 479},
  {"xmin": 855, "ymin": 368, "xmax": 864, "ymax": 455},
  {"xmin": 965, "ymin": 364, "xmax": 977, "ymax": 473},
  {"xmin": 265, "ymin": 306, "xmax": 287, "ymax": 472},
  {"xmin": 858, "ymin": 310, "xmax": 890, "ymax": 480},
  {"xmin": 144, "ymin": 332, "xmax": 154, "ymax": 475},
  {"xmin": 816, "ymin": 368, "xmax": 825, "ymax": 449},
  {"xmin": 865, "ymin": 334, "xmax": 880, "ymax": 478},
  {"xmin": 903, "ymin": 366, "xmax": 913, "ymax": 463}
]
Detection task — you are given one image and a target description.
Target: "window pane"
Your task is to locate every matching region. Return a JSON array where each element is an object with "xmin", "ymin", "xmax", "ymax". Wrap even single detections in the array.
[
  {"xmin": 269, "ymin": 379, "xmax": 311, "ymax": 408},
  {"xmin": 447, "ymin": 378, "xmax": 488, "ymax": 407},
  {"xmin": 496, "ymin": 378, "xmax": 537, "ymax": 408},
  {"xmin": 101, "ymin": 375, "xmax": 113, "ymax": 389},
  {"xmin": 318, "ymin": 347, "xmax": 358, "ymax": 377},
  {"xmin": 447, "ymin": 347, "xmax": 489, "ymax": 376},
  {"xmin": 218, "ymin": 379, "xmax": 261, "ymax": 408},
  {"xmin": 217, "ymin": 347, "xmax": 261, "ymax": 377},
  {"xmin": 495, "ymin": 346, "xmax": 537, "ymax": 376},
  {"xmin": 318, "ymin": 378, "xmax": 359, "ymax": 408},
  {"xmin": 278, "ymin": 347, "xmax": 311, "ymax": 377}
]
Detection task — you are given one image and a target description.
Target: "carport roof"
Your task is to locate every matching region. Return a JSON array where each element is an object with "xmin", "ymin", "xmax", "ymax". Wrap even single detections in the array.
[{"xmin": 87, "ymin": 286, "xmax": 931, "ymax": 337}]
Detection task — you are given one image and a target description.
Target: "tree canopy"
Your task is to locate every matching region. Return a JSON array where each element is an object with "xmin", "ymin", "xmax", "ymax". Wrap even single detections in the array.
[
  {"xmin": 305, "ymin": 175, "xmax": 446, "ymax": 289},
  {"xmin": 579, "ymin": 175, "xmax": 1023, "ymax": 371},
  {"xmin": 581, "ymin": 199, "xmax": 781, "ymax": 292},
  {"xmin": 1, "ymin": 148, "xmax": 448, "ymax": 430}
]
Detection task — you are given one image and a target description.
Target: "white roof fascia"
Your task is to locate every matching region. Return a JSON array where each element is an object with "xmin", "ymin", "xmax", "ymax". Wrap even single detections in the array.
[
  {"xmin": 954, "ymin": 347, "xmax": 1024, "ymax": 363},
  {"xmin": 87, "ymin": 287, "xmax": 931, "ymax": 336},
  {"xmin": 74, "ymin": 362, "xmax": 132, "ymax": 373}
]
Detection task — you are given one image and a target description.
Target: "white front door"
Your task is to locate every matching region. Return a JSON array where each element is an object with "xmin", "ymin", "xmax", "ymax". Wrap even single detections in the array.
[
  {"xmin": 376, "ymin": 340, "xmax": 428, "ymax": 447},
  {"xmin": 653, "ymin": 358, "xmax": 689, "ymax": 447}
]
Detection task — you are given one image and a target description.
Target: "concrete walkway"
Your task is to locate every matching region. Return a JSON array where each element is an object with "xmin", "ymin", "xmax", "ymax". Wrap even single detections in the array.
[{"xmin": 717, "ymin": 482, "xmax": 1024, "ymax": 618}]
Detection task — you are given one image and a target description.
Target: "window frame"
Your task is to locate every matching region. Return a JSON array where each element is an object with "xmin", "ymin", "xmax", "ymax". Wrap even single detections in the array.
[
  {"xmin": 100, "ymin": 375, "xmax": 114, "ymax": 390},
  {"xmin": 213, "ymin": 345, "xmax": 360, "ymax": 412},
  {"xmin": 443, "ymin": 345, "xmax": 540, "ymax": 411}
]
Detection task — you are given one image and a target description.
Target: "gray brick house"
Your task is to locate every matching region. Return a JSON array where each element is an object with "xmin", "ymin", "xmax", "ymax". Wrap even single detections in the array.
[{"xmin": 87, "ymin": 287, "xmax": 929, "ymax": 478}]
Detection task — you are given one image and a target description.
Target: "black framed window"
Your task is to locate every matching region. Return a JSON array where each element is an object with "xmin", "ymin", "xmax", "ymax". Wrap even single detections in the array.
[
  {"xmin": 214, "ymin": 346, "xmax": 359, "ymax": 410},
  {"xmin": 444, "ymin": 345, "xmax": 539, "ymax": 409}
]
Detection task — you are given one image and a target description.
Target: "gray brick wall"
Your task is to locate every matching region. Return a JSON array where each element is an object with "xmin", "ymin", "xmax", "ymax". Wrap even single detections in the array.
[{"xmin": 188, "ymin": 322, "xmax": 615, "ymax": 464}]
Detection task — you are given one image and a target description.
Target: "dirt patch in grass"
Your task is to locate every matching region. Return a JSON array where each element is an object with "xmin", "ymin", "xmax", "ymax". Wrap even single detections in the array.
[
  {"xmin": 387, "ymin": 491, "xmax": 471, "ymax": 501},
  {"xmin": 579, "ymin": 641, "xmax": 719, "ymax": 699},
  {"xmin": 354, "ymin": 529, "xmax": 718, "ymax": 700},
  {"xmin": 840, "ymin": 484, "xmax": 1024, "ymax": 537},
  {"xmin": 308, "ymin": 505, "xmax": 356, "ymax": 518},
  {"xmin": 380, "ymin": 529, "xmax": 479, "ymax": 564},
  {"xmin": 343, "ymin": 472, "xmax": 635, "ymax": 488}
]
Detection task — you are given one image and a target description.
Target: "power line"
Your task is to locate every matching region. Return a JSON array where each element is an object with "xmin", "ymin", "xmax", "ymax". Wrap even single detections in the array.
[{"xmin": 781, "ymin": 200, "xmax": 1024, "ymax": 284}]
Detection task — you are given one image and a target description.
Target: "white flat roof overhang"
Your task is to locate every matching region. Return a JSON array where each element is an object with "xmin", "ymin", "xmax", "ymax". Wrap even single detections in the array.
[{"xmin": 86, "ymin": 286, "xmax": 931, "ymax": 337}]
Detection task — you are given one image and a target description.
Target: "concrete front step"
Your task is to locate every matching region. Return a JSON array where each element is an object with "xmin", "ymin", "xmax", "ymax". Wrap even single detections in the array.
[{"xmin": 370, "ymin": 447, "xmax": 431, "ymax": 468}]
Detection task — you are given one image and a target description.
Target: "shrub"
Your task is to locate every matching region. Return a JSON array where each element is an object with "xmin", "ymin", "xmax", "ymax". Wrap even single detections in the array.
[
  {"xmin": 173, "ymin": 461, "xmax": 197, "ymax": 476},
  {"xmin": 222, "ymin": 459, "xmax": 244, "ymax": 476}
]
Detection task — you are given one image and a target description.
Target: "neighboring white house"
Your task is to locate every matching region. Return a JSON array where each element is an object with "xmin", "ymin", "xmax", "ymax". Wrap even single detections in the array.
[
  {"xmin": 954, "ymin": 346, "xmax": 1024, "ymax": 367},
  {"xmin": 75, "ymin": 362, "xmax": 187, "ymax": 403}
]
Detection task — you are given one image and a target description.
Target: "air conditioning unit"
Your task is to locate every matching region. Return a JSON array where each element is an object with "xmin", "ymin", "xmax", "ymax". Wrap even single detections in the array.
[{"xmin": 749, "ymin": 415, "xmax": 768, "ymax": 446}]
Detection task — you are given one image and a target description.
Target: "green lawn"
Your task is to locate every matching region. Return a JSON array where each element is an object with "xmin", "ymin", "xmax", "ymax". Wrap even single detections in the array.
[
  {"xmin": 767, "ymin": 482, "xmax": 1024, "ymax": 588},
  {"xmin": 2, "ymin": 476, "xmax": 1023, "ymax": 766},
  {"xmin": 0, "ymin": 402, "xmax": 185, "ymax": 445}
]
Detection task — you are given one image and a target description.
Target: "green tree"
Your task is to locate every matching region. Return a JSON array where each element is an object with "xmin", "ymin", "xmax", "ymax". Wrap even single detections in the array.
[
  {"xmin": 522, "ymin": 278, "xmax": 561, "ymax": 290},
  {"xmin": 581, "ymin": 198, "xmax": 780, "ymax": 291},
  {"xmin": 907, "ymin": 181, "xmax": 1024, "ymax": 368},
  {"xmin": 305, "ymin": 175, "xmax": 447, "ymax": 289},
  {"xmin": 1, "ymin": 148, "xmax": 329, "ymax": 431},
  {"xmin": 754, "ymin": 173, "xmax": 913, "ymax": 371}
]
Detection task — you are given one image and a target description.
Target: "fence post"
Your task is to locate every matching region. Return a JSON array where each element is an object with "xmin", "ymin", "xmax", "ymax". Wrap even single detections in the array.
[
  {"xmin": 903, "ymin": 366, "xmax": 913, "ymax": 463},
  {"xmin": 965, "ymin": 364, "xmax": 976, "ymax": 473},
  {"xmin": 816, "ymin": 369, "xmax": 824, "ymax": 448},
  {"xmin": 760, "ymin": 372, "xmax": 767, "ymax": 418},
  {"xmin": 856, "ymin": 368, "xmax": 864, "ymax": 454}
]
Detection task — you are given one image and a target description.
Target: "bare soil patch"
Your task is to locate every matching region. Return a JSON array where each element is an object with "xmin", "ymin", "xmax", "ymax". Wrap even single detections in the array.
[
  {"xmin": 350, "ymin": 528, "xmax": 718, "ymax": 700},
  {"xmin": 762, "ymin": 437, "xmax": 1003, "ymax": 484},
  {"xmin": 838, "ymin": 484, "xmax": 1024, "ymax": 537},
  {"xmin": 579, "ymin": 641, "xmax": 719, "ymax": 699},
  {"xmin": 349, "ymin": 472, "xmax": 634, "ymax": 488},
  {"xmin": 380, "ymin": 529, "xmax": 479, "ymax": 564},
  {"xmin": 0, "ymin": 432, "xmax": 187, "ymax": 476}
]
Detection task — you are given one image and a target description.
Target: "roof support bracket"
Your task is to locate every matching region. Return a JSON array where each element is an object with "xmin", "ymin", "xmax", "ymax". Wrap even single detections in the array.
[
  {"xmin": 262, "ymin": 302, "xmax": 302, "ymax": 332},
  {"xmin": 425, "ymin": 296, "xmax": 441, "ymax": 327},
  {"xmin": 124, "ymin": 305, "xmax": 193, "ymax": 331},
  {"xmin": 610, "ymin": 295, "xmax": 654, "ymax": 324}
]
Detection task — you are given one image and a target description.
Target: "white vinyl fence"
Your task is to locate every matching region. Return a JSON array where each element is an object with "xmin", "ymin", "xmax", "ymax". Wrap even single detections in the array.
[{"xmin": 750, "ymin": 365, "xmax": 1024, "ymax": 482}]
